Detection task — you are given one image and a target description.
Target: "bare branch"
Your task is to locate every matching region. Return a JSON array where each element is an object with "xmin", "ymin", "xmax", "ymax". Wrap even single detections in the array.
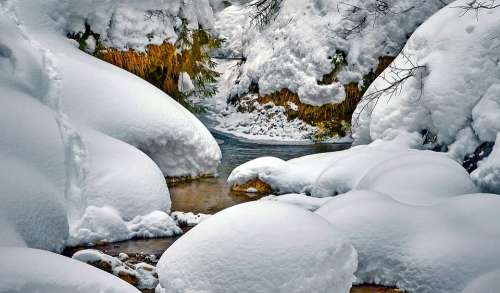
[
  {"xmin": 453, "ymin": 0, "xmax": 500, "ymax": 18},
  {"xmin": 248, "ymin": 0, "xmax": 284, "ymax": 30},
  {"xmin": 352, "ymin": 51, "xmax": 427, "ymax": 127}
]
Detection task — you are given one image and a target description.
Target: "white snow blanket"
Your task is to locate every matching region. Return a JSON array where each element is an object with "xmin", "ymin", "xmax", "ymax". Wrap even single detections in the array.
[
  {"xmin": 0, "ymin": 247, "xmax": 140, "ymax": 293},
  {"xmin": 353, "ymin": 0, "xmax": 500, "ymax": 192},
  {"xmin": 228, "ymin": 139, "xmax": 478, "ymax": 204},
  {"xmin": 156, "ymin": 201, "xmax": 357, "ymax": 293},
  {"xmin": 316, "ymin": 191, "xmax": 500, "ymax": 293},
  {"xmin": 0, "ymin": 0, "xmax": 220, "ymax": 249},
  {"xmin": 202, "ymin": 0, "xmax": 452, "ymax": 142}
]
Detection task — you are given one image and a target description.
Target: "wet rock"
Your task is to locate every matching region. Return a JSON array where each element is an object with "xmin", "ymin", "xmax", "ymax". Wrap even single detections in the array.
[
  {"xmin": 463, "ymin": 142, "xmax": 495, "ymax": 173},
  {"xmin": 231, "ymin": 178, "xmax": 273, "ymax": 195}
]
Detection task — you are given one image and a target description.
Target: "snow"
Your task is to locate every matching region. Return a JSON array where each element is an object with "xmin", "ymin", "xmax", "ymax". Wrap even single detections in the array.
[
  {"xmin": 205, "ymin": 0, "xmax": 450, "ymax": 141},
  {"xmin": 68, "ymin": 207, "xmax": 182, "ymax": 246},
  {"xmin": 228, "ymin": 140, "xmax": 478, "ymax": 204},
  {"xmin": 0, "ymin": 0, "xmax": 219, "ymax": 249},
  {"xmin": 316, "ymin": 191, "xmax": 500, "ymax": 293},
  {"xmin": 178, "ymin": 72, "xmax": 195, "ymax": 94},
  {"xmin": 260, "ymin": 194, "xmax": 332, "ymax": 211},
  {"xmin": 218, "ymin": 0, "xmax": 450, "ymax": 106},
  {"xmin": 58, "ymin": 0, "xmax": 217, "ymax": 51},
  {"xmin": 156, "ymin": 201, "xmax": 357, "ymax": 293},
  {"xmin": 0, "ymin": 247, "xmax": 140, "ymax": 293},
  {"xmin": 171, "ymin": 211, "xmax": 211, "ymax": 227},
  {"xmin": 353, "ymin": 0, "xmax": 500, "ymax": 154}
]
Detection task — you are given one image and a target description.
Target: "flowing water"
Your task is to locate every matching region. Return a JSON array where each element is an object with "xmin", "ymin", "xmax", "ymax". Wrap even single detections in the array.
[{"xmin": 64, "ymin": 131, "xmax": 350, "ymax": 258}]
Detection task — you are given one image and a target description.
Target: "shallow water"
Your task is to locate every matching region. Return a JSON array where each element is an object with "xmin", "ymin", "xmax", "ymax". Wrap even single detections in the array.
[{"xmin": 65, "ymin": 131, "xmax": 350, "ymax": 257}]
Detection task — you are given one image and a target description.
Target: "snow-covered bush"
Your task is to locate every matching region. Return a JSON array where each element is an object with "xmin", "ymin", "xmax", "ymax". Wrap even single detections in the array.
[{"xmin": 156, "ymin": 201, "xmax": 357, "ymax": 293}]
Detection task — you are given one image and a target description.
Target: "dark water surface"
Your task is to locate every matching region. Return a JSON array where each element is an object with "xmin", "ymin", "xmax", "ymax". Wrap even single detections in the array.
[{"xmin": 64, "ymin": 132, "xmax": 350, "ymax": 257}]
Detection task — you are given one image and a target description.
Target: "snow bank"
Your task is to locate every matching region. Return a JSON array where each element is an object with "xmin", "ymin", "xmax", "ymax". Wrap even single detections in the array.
[
  {"xmin": 0, "ymin": 247, "xmax": 140, "ymax": 293},
  {"xmin": 0, "ymin": 0, "xmax": 219, "ymax": 248},
  {"xmin": 223, "ymin": 0, "xmax": 450, "ymax": 106},
  {"xmin": 316, "ymin": 191, "xmax": 500, "ymax": 293},
  {"xmin": 156, "ymin": 201, "xmax": 357, "ymax": 293},
  {"xmin": 353, "ymin": 0, "xmax": 500, "ymax": 163},
  {"xmin": 229, "ymin": 140, "xmax": 477, "ymax": 204}
]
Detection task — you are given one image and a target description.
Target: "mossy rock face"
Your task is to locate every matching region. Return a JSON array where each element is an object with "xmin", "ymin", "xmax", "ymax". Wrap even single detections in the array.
[
  {"xmin": 231, "ymin": 56, "xmax": 395, "ymax": 141},
  {"xmin": 231, "ymin": 178, "xmax": 273, "ymax": 195}
]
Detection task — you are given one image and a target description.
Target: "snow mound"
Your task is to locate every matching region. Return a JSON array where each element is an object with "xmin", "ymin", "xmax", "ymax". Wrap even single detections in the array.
[
  {"xmin": 316, "ymin": 191, "xmax": 500, "ymax": 293},
  {"xmin": 0, "ymin": 247, "xmax": 140, "ymax": 293},
  {"xmin": 353, "ymin": 0, "xmax": 500, "ymax": 164},
  {"xmin": 229, "ymin": 140, "xmax": 477, "ymax": 204},
  {"xmin": 355, "ymin": 151, "xmax": 478, "ymax": 205},
  {"xmin": 156, "ymin": 201, "xmax": 357, "ymax": 293},
  {"xmin": 68, "ymin": 207, "xmax": 182, "ymax": 246}
]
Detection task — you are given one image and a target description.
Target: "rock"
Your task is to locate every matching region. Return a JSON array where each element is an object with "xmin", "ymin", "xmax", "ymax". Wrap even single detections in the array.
[{"xmin": 231, "ymin": 178, "xmax": 272, "ymax": 194}]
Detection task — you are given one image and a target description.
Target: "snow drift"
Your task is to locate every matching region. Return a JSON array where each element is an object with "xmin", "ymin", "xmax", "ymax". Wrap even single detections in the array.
[
  {"xmin": 228, "ymin": 140, "xmax": 478, "ymax": 204},
  {"xmin": 316, "ymin": 191, "xmax": 500, "ymax": 293},
  {"xmin": 156, "ymin": 201, "xmax": 357, "ymax": 293}
]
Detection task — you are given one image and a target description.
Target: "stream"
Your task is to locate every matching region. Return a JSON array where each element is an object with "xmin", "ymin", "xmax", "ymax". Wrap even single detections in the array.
[{"xmin": 64, "ymin": 131, "xmax": 350, "ymax": 259}]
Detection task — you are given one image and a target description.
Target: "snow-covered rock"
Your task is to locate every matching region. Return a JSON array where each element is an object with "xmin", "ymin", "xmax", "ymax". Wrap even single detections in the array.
[
  {"xmin": 353, "ymin": 0, "xmax": 500, "ymax": 160},
  {"xmin": 229, "ymin": 140, "xmax": 478, "ymax": 204},
  {"xmin": 73, "ymin": 249, "xmax": 159, "ymax": 290},
  {"xmin": 316, "ymin": 192, "xmax": 500, "ymax": 293},
  {"xmin": 0, "ymin": 247, "xmax": 140, "ymax": 293},
  {"xmin": 156, "ymin": 201, "xmax": 357, "ymax": 293}
]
